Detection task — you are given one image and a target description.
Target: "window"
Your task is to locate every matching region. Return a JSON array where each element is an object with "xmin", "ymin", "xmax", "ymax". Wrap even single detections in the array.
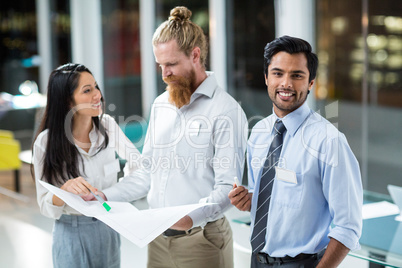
[
  {"xmin": 316, "ymin": 0, "xmax": 402, "ymax": 194},
  {"xmin": 227, "ymin": 0, "xmax": 276, "ymax": 127},
  {"xmin": 101, "ymin": 0, "xmax": 142, "ymax": 118}
]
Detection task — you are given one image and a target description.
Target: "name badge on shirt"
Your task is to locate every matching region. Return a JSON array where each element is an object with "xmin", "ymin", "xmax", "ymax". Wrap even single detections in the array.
[
  {"xmin": 189, "ymin": 121, "xmax": 201, "ymax": 136},
  {"xmin": 275, "ymin": 167, "xmax": 297, "ymax": 184}
]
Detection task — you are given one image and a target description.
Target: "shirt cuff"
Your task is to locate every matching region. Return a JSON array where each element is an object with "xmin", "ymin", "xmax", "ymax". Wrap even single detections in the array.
[
  {"xmin": 328, "ymin": 226, "xmax": 361, "ymax": 251},
  {"xmin": 188, "ymin": 208, "xmax": 207, "ymax": 229},
  {"xmin": 44, "ymin": 193, "xmax": 65, "ymax": 219},
  {"xmin": 102, "ymin": 186, "xmax": 123, "ymax": 202}
]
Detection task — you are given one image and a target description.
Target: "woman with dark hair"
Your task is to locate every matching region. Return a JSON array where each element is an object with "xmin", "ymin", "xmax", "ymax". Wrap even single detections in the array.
[{"xmin": 32, "ymin": 63, "xmax": 139, "ymax": 268}]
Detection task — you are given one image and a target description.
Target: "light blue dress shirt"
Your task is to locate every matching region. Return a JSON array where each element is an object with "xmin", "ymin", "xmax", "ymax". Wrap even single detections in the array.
[{"xmin": 248, "ymin": 101, "xmax": 363, "ymax": 257}]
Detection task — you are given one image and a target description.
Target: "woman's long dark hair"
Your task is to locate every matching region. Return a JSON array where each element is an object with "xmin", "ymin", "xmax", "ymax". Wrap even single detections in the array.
[{"xmin": 32, "ymin": 63, "xmax": 109, "ymax": 186}]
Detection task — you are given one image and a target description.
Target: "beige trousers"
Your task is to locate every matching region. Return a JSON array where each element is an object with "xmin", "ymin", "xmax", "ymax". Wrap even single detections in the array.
[{"xmin": 147, "ymin": 217, "xmax": 233, "ymax": 268}]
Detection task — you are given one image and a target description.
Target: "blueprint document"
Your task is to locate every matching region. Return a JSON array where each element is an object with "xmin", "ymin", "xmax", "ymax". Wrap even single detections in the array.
[{"xmin": 39, "ymin": 180, "xmax": 214, "ymax": 248}]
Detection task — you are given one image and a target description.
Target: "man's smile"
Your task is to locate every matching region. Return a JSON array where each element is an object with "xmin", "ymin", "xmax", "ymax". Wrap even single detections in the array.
[{"xmin": 277, "ymin": 90, "xmax": 296, "ymax": 100}]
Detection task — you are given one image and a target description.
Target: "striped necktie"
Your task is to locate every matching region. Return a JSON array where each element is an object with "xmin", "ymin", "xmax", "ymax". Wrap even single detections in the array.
[{"xmin": 250, "ymin": 120, "xmax": 286, "ymax": 253}]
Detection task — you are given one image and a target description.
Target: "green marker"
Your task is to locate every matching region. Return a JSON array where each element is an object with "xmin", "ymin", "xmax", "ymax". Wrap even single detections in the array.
[{"xmin": 90, "ymin": 189, "xmax": 111, "ymax": 212}]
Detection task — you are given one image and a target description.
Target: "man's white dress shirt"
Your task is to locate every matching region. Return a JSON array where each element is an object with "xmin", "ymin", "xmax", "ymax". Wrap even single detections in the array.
[{"xmin": 103, "ymin": 72, "xmax": 248, "ymax": 228}]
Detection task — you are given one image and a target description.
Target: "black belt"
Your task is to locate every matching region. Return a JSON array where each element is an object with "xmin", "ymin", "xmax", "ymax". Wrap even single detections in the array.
[
  {"xmin": 256, "ymin": 250, "xmax": 323, "ymax": 265},
  {"xmin": 162, "ymin": 218, "xmax": 223, "ymax": 237},
  {"xmin": 162, "ymin": 228, "xmax": 192, "ymax": 237}
]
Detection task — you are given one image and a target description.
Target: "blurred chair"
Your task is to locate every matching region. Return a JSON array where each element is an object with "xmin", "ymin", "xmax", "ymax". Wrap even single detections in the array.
[
  {"xmin": 120, "ymin": 120, "xmax": 148, "ymax": 153},
  {"xmin": 117, "ymin": 121, "xmax": 148, "ymax": 176},
  {"xmin": 17, "ymin": 107, "xmax": 45, "ymax": 165},
  {"xmin": 0, "ymin": 130, "xmax": 22, "ymax": 192}
]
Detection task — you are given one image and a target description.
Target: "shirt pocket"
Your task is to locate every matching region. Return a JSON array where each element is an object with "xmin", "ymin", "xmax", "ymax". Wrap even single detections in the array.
[
  {"xmin": 180, "ymin": 131, "xmax": 213, "ymax": 158},
  {"xmin": 103, "ymin": 159, "xmax": 121, "ymax": 180},
  {"xmin": 271, "ymin": 172, "xmax": 303, "ymax": 209}
]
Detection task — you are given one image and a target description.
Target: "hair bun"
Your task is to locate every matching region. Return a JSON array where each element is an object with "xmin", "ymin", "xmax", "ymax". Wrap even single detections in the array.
[{"xmin": 169, "ymin": 6, "xmax": 192, "ymax": 22}]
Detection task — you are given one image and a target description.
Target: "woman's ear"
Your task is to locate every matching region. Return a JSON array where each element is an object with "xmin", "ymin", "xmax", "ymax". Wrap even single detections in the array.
[{"xmin": 69, "ymin": 98, "xmax": 76, "ymax": 109}]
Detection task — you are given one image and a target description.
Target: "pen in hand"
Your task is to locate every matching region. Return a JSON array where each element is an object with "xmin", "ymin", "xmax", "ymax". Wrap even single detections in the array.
[
  {"xmin": 89, "ymin": 189, "xmax": 111, "ymax": 212},
  {"xmin": 234, "ymin": 176, "xmax": 241, "ymax": 188}
]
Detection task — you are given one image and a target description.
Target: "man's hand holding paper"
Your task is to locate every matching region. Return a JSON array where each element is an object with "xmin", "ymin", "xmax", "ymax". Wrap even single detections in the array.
[{"xmin": 170, "ymin": 215, "xmax": 193, "ymax": 231}]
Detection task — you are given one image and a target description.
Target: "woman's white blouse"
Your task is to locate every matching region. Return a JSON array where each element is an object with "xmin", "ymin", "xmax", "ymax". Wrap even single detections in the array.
[{"xmin": 33, "ymin": 114, "xmax": 140, "ymax": 219}]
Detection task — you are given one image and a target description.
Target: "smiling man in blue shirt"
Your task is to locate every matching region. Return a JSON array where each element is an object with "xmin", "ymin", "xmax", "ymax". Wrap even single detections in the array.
[{"xmin": 229, "ymin": 36, "xmax": 363, "ymax": 267}]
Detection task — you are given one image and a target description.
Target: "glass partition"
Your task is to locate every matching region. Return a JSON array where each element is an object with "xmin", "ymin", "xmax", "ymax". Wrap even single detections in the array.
[
  {"xmin": 49, "ymin": 0, "xmax": 72, "ymax": 70},
  {"xmin": 101, "ymin": 0, "xmax": 142, "ymax": 118},
  {"xmin": 0, "ymin": 0, "xmax": 71, "ymax": 150},
  {"xmin": 226, "ymin": 0, "xmax": 276, "ymax": 128},
  {"xmin": 316, "ymin": 0, "xmax": 402, "ymax": 194}
]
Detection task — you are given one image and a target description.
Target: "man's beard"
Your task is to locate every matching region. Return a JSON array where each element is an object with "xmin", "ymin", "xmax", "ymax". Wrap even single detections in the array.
[{"xmin": 163, "ymin": 71, "xmax": 195, "ymax": 108}]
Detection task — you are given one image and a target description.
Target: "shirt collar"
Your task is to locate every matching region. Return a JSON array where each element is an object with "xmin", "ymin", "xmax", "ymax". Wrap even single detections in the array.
[
  {"xmin": 189, "ymin": 71, "xmax": 217, "ymax": 103},
  {"xmin": 272, "ymin": 101, "xmax": 311, "ymax": 137},
  {"xmin": 78, "ymin": 120, "xmax": 105, "ymax": 156}
]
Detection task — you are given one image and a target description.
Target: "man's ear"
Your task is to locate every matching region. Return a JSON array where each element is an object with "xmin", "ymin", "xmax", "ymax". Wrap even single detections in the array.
[
  {"xmin": 264, "ymin": 73, "xmax": 269, "ymax": 86},
  {"xmin": 308, "ymin": 79, "xmax": 315, "ymax": 90},
  {"xmin": 191, "ymin": 47, "xmax": 201, "ymax": 64}
]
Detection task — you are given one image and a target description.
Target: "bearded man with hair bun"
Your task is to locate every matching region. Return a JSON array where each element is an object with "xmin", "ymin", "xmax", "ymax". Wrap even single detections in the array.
[{"xmin": 102, "ymin": 6, "xmax": 248, "ymax": 268}]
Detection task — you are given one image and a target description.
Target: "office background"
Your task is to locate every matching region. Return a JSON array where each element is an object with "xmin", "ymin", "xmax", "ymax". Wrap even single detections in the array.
[
  {"xmin": 1, "ymin": 0, "xmax": 401, "ymax": 194},
  {"xmin": 0, "ymin": 0, "xmax": 401, "ymax": 267}
]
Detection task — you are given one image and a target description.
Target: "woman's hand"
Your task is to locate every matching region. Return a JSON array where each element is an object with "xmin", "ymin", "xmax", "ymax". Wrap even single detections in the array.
[
  {"xmin": 61, "ymin": 176, "xmax": 97, "ymax": 195},
  {"xmin": 52, "ymin": 176, "xmax": 98, "ymax": 206}
]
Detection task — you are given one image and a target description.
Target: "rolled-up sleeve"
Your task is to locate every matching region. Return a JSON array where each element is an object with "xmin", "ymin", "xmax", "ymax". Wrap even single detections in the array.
[{"xmin": 322, "ymin": 134, "xmax": 363, "ymax": 250}]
